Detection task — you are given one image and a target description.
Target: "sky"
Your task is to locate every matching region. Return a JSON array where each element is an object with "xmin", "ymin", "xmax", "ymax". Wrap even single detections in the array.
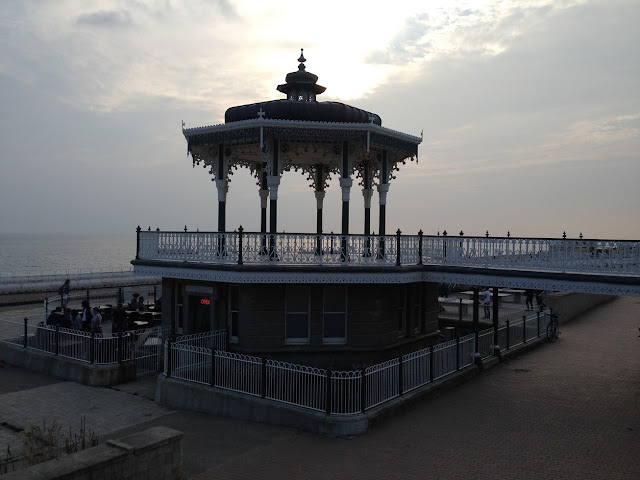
[{"xmin": 0, "ymin": 0, "xmax": 638, "ymax": 239}]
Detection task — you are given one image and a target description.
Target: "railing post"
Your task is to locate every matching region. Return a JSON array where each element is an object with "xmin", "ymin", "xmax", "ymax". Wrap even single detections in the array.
[
  {"xmin": 238, "ymin": 226, "xmax": 244, "ymax": 265},
  {"xmin": 210, "ymin": 349, "xmax": 216, "ymax": 387},
  {"xmin": 459, "ymin": 298, "xmax": 463, "ymax": 322},
  {"xmin": 456, "ymin": 336, "xmax": 460, "ymax": 370},
  {"xmin": 261, "ymin": 357, "xmax": 267, "ymax": 399},
  {"xmin": 398, "ymin": 355, "xmax": 404, "ymax": 395},
  {"xmin": 506, "ymin": 320, "xmax": 510, "ymax": 350},
  {"xmin": 522, "ymin": 314, "xmax": 527, "ymax": 344},
  {"xmin": 166, "ymin": 338, "xmax": 172, "ymax": 377},
  {"xmin": 23, "ymin": 317, "xmax": 28, "ymax": 348},
  {"xmin": 90, "ymin": 332, "xmax": 95, "ymax": 364},
  {"xmin": 325, "ymin": 369, "xmax": 332, "ymax": 414},
  {"xmin": 55, "ymin": 325, "xmax": 59, "ymax": 356},
  {"xmin": 117, "ymin": 330, "xmax": 123, "ymax": 364},
  {"xmin": 537, "ymin": 311, "xmax": 541, "ymax": 337},
  {"xmin": 136, "ymin": 225, "xmax": 141, "ymax": 260},
  {"xmin": 361, "ymin": 368, "xmax": 366, "ymax": 413},
  {"xmin": 44, "ymin": 297, "xmax": 49, "ymax": 322},
  {"xmin": 396, "ymin": 229, "xmax": 402, "ymax": 266},
  {"xmin": 429, "ymin": 346, "xmax": 434, "ymax": 382},
  {"xmin": 418, "ymin": 229, "xmax": 423, "ymax": 265}
]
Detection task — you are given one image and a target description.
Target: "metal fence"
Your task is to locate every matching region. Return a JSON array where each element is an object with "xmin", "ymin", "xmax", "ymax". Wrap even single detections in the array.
[
  {"xmin": 162, "ymin": 310, "xmax": 553, "ymax": 415},
  {"xmin": 0, "ymin": 316, "xmax": 171, "ymax": 375}
]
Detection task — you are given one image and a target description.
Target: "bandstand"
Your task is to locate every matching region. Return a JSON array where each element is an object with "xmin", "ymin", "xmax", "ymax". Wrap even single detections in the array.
[{"xmin": 134, "ymin": 51, "xmax": 431, "ymax": 368}]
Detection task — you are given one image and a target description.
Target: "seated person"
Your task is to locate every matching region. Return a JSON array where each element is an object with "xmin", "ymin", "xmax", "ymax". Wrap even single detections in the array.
[
  {"xmin": 46, "ymin": 306, "xmax": 65, "ymax": 326},
  {"xmin": 154, "ymin": 297, "xmax": 162, "ymax": 313},
  {"xmin": 128, "ymin": 293, "xmax": 140, "ymax": 310},
  {"xmin": 136, "ymin": 296, "xmax": 147, "ymax": 312}
]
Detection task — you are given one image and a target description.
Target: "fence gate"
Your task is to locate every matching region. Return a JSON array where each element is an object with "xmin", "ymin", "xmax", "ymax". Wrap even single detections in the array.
[{"xmin": 131, "ymin": 326, "xmax": 168, "ymax": 377}]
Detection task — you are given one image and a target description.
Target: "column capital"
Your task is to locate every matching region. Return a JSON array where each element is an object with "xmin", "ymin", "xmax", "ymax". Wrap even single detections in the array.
[
  {"xmin": 267, "ymin": 175, "xmax": 280, "ymax": 200},
  {"xmin": 339, "ymin": 177, "xmax": 353, "ymax": 189},
  {"xmin": 215, "ymin": 178, "xmax": 229, "ymax": 202},
  {"xmin": 259, "ymin": 189, "xmax": 269, "ymax": 208},
  {"xmin": 362, "ymin": 188, "xmax": 373, "ymax": 209},
  {"xmin": 377, "ymin": 183, "xmax": 390, "ymax": 205}
]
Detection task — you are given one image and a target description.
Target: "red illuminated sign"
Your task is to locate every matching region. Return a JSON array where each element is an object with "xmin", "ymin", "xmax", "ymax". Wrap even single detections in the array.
[{"xmin": 201, "ymin": 298, "xmax": 211, "ymax": 305}]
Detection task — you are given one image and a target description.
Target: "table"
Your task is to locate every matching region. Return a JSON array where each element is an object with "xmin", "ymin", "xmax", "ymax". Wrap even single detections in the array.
[
  {"xmin": 438, "ymin": 297, "xmax": 473, "ymax": 316},
  {"xmin": 499, "ymin": 289, "xmax": 526, "ymax": 303},
  {"xmin": 460, "ymin": 291, "xmax": 512, "ymax": 305}
]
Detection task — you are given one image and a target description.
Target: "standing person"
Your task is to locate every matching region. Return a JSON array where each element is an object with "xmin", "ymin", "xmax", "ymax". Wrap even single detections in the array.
[
  {"xmin": 525, "ymin": 289, "xmax": 534, "ymax": 310},
  {"xmin": 59, "ymin": 278, "xmax": 71, "ymax": 308},
  {"xmin": 90, "ymin": 307, "xmax": 103, "ymax": 334},
  {"xmin": 112, "ymin": 303, "xmax": 127, "ymax": 333},
  {"xmin": 80, "ymin": 300, "xmax": 93, "ymax": 332},
  {"xmin": 482, "ymin": 287, "xmax": 491, "ymax": 319},
  {"xmin": 71, "ymin": 309, "xmax": 82, "ymax": 329}
]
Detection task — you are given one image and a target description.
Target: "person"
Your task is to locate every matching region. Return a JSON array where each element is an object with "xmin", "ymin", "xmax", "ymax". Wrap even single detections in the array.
[
  {"xmin": 154, "ymin": 297, "xmax": 162, "ymax": 313},
  {"xmin": 80, "ymin": 300, "xmax": 93, "ymax": 332},
  {"xmin": 112, "ymin": 303, "xmax": 128, "ymax": 333},
  {"xmin": 129, "ymin": 293, "xmax": 140, "ymax": 310},
  {"xmin": 525, "ymin": 289, "xmax": 534, "ymax": 310},
  {"xmin": 59, "ymin": 278, "xmax": 71, "ymax": 308},
  {"xmin": 62, "ymin": 308, "xmax": 73, "ymax": 328},
  {"xmin": 71, "ymin": 309, "xmax": 82, "ymax": 330},
  {"xmin": 137, "ymin": 296, "xmax": 147, "ymax": 312},
  {"xmin": 482, "ymin": 287, "xmax": 491, "ymax": 319},
  {"xmin": 46, "ymin": 306, "xmax": 65, "ymax": 326},
  {"xmin": 90, "ymin": 307, "xmax": 103, "ymax": 334}
]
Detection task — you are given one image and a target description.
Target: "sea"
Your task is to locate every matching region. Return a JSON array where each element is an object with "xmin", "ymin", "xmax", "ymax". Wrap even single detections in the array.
[{"xmin": 0, "ymin": 234, "xmax": 136, "ymax": 277}]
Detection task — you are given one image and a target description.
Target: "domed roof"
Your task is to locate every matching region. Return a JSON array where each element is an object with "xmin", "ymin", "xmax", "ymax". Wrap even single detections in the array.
[
  {"xmin": 225, "ymin": 100, "xmax": 381, "ymax": 125},
  {"xmin": 224, "ymin": 49, "xmax": 382, "ymax": 126}
]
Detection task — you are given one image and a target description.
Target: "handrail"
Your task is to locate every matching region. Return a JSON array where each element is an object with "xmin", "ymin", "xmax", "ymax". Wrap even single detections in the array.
[{"xmin": 135, "ymin": 230, "xmax": 640, "ymax": 275}]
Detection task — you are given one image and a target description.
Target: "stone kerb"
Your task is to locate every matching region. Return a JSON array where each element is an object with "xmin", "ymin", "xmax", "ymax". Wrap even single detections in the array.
[{"xmin": 2, "ymin": 426, "xmax": 183, "ymax": 480}]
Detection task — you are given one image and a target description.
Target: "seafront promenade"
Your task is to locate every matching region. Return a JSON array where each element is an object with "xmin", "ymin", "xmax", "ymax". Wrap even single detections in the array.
[{"xmin": 1, "ymin": 296, "xmax": 638, "ymax": 478}]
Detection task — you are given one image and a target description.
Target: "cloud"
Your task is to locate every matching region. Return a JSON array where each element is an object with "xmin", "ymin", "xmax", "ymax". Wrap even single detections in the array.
[{"xmin": 76, "ymin": 9, "xmax": 132, "ymax": 28}]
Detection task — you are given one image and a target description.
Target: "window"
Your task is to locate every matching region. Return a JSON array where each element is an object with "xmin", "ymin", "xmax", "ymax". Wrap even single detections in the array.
[
  {"xmin": 323, "ymin": 286, "xmax": 347, "ymax": 344},
  {"xmin": 285, "ymin": 286, "xmax": 310, "ymax": 343},
  {"xmin": 228, "ymin": 286, "xmax": 239, "ymax": 343}
]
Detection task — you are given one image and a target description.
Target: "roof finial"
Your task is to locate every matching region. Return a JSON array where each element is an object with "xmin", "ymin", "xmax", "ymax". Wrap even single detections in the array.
[{"xmin": 298, "ymin": 48, "xmax": 306, "ymax": 71}]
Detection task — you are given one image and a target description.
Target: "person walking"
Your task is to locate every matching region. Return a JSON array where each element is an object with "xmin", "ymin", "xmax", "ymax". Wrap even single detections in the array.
[
  {"xmin": 59, "ymin": 278, "xmax": 71, "ymax": 308},
  {"xmin": 482, "ymin": 287, "xmax": 491, "ymax": 319},
  {"xmin": 525, "ymin": 289, "xmax": 534, "ymax": 310}
]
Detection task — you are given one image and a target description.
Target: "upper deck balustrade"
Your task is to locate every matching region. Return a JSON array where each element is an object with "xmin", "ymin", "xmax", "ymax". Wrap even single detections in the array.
[{"xmin": 135, "ymin": 230, "xmax": 640, "ymax": 277}]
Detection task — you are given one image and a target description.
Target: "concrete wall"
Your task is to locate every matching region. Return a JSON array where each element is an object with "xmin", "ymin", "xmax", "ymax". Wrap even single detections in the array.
[
  {"xmin": 157, "ymin": 334, "xmax": 546, "ymax": 438},
  {"xmin": 0, "ymin": 343, "xmax": 136, "ymax": 386},
  {"xmin": 3, "ymin": 426, "xmax": 182, "ymax": 480},
  {"xmin": 544, "ymin": 292, "xmax": 615, "ymax": 324}
]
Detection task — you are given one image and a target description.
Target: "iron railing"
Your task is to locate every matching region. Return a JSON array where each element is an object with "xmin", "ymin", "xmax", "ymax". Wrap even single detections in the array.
[
  {"xmin": 137, "ymin": 230, "xmax": 640, "ymax": 275},
  {"xmin": 161, "ymin": 311, "xmax": 550, "ymax": 415}
]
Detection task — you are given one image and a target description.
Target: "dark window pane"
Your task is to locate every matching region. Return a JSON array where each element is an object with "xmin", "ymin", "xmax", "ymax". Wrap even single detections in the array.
[
  {"xmin": 230, "ymin": 286, "xmax": 238, "ymax": 309},
  {"xmin": 287, "ymin": 287, "xmax": 308, "ymax": 312},
  {"xmin": 286, "ymin": 313, "xmax": 308, "ymax": 339},
  {"xmin": 230, "ymin": 311, "xmax": 238, "ymax": 337},
  {"xmin": 323, "ymin": 313, "xmax": 345, "ymax": 338},
  {"xmin": 324, "ymin": 286, "xmax": 345, "ymax": 312}
]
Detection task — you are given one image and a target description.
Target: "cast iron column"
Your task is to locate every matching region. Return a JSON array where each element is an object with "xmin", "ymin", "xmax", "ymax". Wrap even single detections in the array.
[
  {"xmin": 377, "ymin": 150, "xmax": 389, "ymax": 258},
  {"xmin": 340, "ymin": 141, "xmax": 351, "ymax": 261},
  {"xmin": 267, "ymin": 139, "xmax": 280, "ymax": 257}
]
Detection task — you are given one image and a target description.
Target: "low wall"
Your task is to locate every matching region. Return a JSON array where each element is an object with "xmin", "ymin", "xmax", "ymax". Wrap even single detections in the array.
[
  {"xmin": 544, "ymin": 292, "xmax": 615, "ymax": 323},
  {"xmin": 156, "ymin": 335, "xmax": 546, "ymax": 437},
  {"xmin": 3, "ymin": 426, "xmax": 182, "ymax": 480},
  {"xmin": 0, "ymin": 342, "xmax": 135, "ymax": 386}
]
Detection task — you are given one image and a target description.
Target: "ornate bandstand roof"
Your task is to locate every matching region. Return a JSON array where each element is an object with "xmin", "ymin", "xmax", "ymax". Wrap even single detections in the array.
[{"xmin": 182, "ymin": 49, "xmax": 422, "ymax": 184}]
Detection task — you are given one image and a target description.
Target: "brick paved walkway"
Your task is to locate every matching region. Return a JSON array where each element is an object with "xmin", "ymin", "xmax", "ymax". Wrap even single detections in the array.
[{"xmin": 1, "ymin": 297, "xmax": 639, "ymax": 479}]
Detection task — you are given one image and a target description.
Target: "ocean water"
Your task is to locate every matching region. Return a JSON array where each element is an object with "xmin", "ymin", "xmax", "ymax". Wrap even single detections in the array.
[{"xmin": 0, "ymin": 234, "xmax": 136, "ymax": 276}]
